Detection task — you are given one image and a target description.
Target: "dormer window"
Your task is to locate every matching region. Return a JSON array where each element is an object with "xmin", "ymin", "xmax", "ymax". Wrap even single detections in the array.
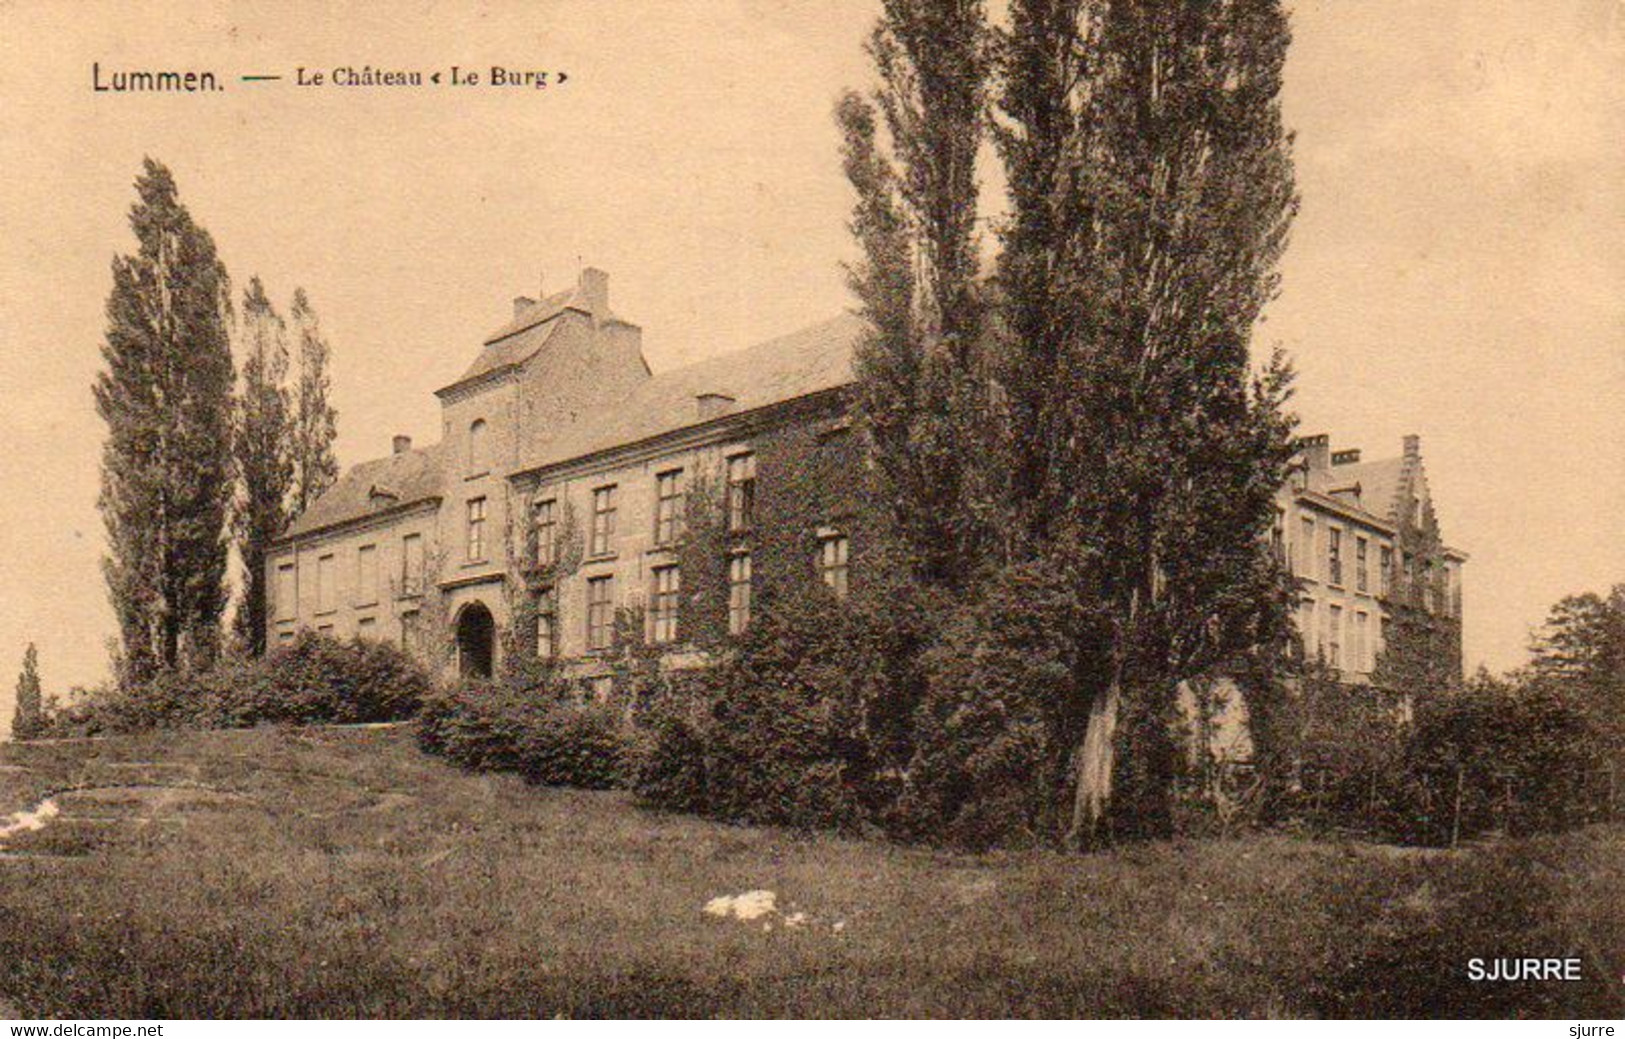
[{"xmin": 468, "ymin": 419, "xmax": 489, "ymax": 476}]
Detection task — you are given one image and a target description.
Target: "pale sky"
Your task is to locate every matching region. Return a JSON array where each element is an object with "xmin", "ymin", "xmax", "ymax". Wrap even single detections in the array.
[{"xmin": 1, "ymin": 0, "xmax": 1621, "ymax": 717}]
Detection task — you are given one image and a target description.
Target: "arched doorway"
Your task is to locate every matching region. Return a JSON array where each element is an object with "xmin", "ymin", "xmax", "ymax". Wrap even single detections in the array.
[{"xmin": 455, "ymin": 602, "xmax": 496, "ymax": 679}]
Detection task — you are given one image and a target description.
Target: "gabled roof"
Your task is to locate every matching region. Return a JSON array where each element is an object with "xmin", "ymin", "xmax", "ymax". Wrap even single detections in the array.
[
  {"xmin": 1325, "ymin": 457, "xmax": 1405, "ymax": 523},
  {"xmin": 282, "ymin": 442, "xmax": 444, "ymax": 540},
  {"xmin": 514, "ymin": 312, "xmax": 864, "ymax": 475}
]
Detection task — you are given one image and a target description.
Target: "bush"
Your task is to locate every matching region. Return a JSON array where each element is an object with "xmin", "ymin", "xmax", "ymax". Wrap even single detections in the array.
[
  {"xmin": 417, "ymin": 679, "xmax": 633, "ymax": 790},
  {"xmin": 631, "ymin": 705, "xmax": 711, "ymax": 814},
  {"xmin": 897, "ymin": 562, "xmax": 1091, "ymax": 848},
  {"xmin": 31, "ymin": 633, "xmax": 432, "ymax": 736},
  {"xmin": 1394, "ymin": 675, "xmax": 1607, "ymax": 844}
]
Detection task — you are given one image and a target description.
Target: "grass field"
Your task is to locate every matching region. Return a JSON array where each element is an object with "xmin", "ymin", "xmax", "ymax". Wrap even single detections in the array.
[{"xmin": 0, "ymin": 725, "xmax": 1621, "ymax": 1019}]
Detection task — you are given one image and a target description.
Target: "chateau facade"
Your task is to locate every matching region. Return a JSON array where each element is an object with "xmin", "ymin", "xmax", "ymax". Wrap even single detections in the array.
[{"xmin": 266, "ymin": 268, "xmax": 1465, "ymax": 699}]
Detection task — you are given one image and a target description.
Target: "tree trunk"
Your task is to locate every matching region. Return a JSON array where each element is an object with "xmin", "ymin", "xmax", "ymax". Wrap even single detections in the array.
[{"xmin": 1069, "ymin": 674, "xmax": 1122, "ymax": 849}]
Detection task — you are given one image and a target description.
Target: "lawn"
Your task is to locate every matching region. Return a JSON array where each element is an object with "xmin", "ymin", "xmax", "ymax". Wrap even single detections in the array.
[{"xmin": 0, "ymin": 725, "xmax": 1620, "ymax": 1019}]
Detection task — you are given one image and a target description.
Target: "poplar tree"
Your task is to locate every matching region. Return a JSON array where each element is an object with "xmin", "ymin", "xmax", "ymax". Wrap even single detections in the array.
[
  {"xmin": 289, "ymin": 287, "xmax": 339, "ymax": 517},
  {"xmin": 232, "ymin": 276, "xmax": 295, "ymax": 655},
  {"xmin": 995, "ymin": 0, "xmax": 1301, "ymax": 844},
  {"xmin": 836, "ymin": 0, "xmax": 1002, "ymax": 592},
  {"xmin": 11, "ymin": 644, "xmax": 43, "ymax": 741},
  {"xmin": 94, "ymin": 158, "xmax": 235, "ymax": 682}
]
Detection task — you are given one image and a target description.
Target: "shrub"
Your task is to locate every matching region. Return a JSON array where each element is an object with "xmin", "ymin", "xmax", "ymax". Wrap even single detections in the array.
[
  {"xmin": 631, "ymin": 704, "xmax": 712, "ymax": 814},
  {"xmin": 897, "ymin": 562, "xmax": 1089, "ymax": 848},
  {"xmin": 1394, "ymin": 675, "xmax": 1607, "ymax": 844},
  {"xmin": 417, "ymin": 679, "xmax": 633, "ymax": 790},
  {"xmin": 676, "ymin": 586, "xmax": 885, "ymax": 831}
]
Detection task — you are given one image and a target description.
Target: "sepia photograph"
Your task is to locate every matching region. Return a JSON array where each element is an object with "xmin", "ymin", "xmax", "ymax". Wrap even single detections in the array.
[{"xmin": 0, "ymin": 0, "xmax": 1621, "ymax": 1023}]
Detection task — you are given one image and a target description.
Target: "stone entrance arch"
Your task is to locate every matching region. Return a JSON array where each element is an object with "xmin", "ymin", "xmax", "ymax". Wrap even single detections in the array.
[{"xmin": 454, "ymin": 601, "xmax": 496, "ymax": 679}]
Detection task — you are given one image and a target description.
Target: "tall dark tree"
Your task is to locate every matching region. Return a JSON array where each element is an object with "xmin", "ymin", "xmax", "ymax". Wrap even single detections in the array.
[
  {"xmin": 1529, "ymin": 585, "xmax": 1625, "ymax": 754},
  {"xmin": 837, "ymin": 0, "xmax": 1002, "ymax": 592},
  {"xmin": 289, "ymin": 287, "xmax": 338, "ymax": 516},
  {"xmin": 994, "ymin": 0, "xmax": 1301, "ymax": 844},
  {"xmin": 11, "ymin": 644, "xmax": 43, "ymax": 741},
  {"xmin": 232, "ymin": 276, "xmax": 295, "ymax": 655},
  {"xmin": 94, "ymin": 158, "xmax": 236, "ymax": 682}
]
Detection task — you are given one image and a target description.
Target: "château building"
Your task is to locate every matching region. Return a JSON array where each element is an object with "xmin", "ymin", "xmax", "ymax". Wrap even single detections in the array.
[{"xmin": 266, "ymin": 268, "xmax": 1465, "ymax": 703}]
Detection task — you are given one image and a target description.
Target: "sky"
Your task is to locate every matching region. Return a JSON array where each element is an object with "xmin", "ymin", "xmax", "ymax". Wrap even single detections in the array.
[{"xmin": 1, "ymin": 0, "xmax": 1621, "ymax": 719}]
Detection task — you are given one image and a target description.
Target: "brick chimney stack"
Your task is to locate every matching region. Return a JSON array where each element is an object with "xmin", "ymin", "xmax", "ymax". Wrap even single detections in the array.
[
  {"xmin": 1299, "ymin": 433, "xmax": 1331, "ymax": 471},
  {"xmin": 512, "ymin": 295, "xmax": 535, "ymax": 319},
  {"xmin": 580, "ymin": 267, "xmax": 609, "ymax": 321},
  {"xmin": 392, "ymin": 434, "xmax": 412, "ymax": 455},
  {"xmin": 1403, "ymin": 434, "xmax": 1421, "ymax": 460}
]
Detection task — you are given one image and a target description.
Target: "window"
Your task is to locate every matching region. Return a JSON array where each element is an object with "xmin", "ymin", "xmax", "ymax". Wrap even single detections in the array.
[
  {"xmin": 590, "ymin": 485, "xmax": 617, "ymax": 556},
  {"xmin": 534, "ymin": 587, "xmax": 557, "ymax": 658},
  {"xmin": 1327, "ymin": 527, "xmax": 1343, "ymax": 587},
  {"xmin": 726, "ymin": 453, "xmax": 756, "ymax": 533},
  {"xmin": 277, "ymin": 629, "xmax": 294, "ymax": 645},
  {"xmin": 1298, "ymin": 599, "xmax": 1316, "ymax": 658},
  {"xmin": 651, "ymin": 566, "xmax": 680, "ymax": 644},
  {"xmin": 728, "ymin": 553, "xmax": 752, "ymax": 635},
  {"xmin": 401, "ymin": 610, "xmax": 420, "ymax": 651},
  {"xmin": 466, "ymin": 497, "xmax": 487, "ymax": 561},
  {"xmin": 1299, "ymin": 517, "xmax": 1315, "ymax": 578},
  {"xmin": 356, "ymin": 545, "xmax": 379, "ymax": 606},
  {"xmin": 1270, "ymin": 509, "xmax": 1286, "ymax": 563},
  {"xmin": 586, "ymin": 575, "xmax": 615, "ymax": 651},
  {"xmin": 1354, "ymin": 611, "xmax": 1369, "ymax": 671},
  {"xmin": 468, "ymin": 418, "xmax": 488, "ymax": 475},
  {"xmin": 316, "ymin": 553, "xmax": 337, "ymax": 614},
  {"xmin": 317, "ymin": 623, "xmax": 335, "ymax": 636},
  {"xmin": 401, "ymin": 533, "xmax": 425, "ymax": 596},
  {"xmin": 1355, "ymin": 537, "xmax": 1369, "ymax": 593},
  {"xmin": 357, "ymin": 616, "xmax": 377, "ymax": 637},
  {"xmin": 819, "ymin": 532, "xmax": 849, "ymax": 600},
  {"xmin": 275, "ymin": 563, "xmax": 296, "ymax": 620},
  {"xmin": 654, "ymin": 469, "xmax": 685, "ymax": 546},
  {"xmin": 1327, "ymin": 605, "xmax": 1343, "ymax": 669},
  {"xmin": 533, "ymin": 498, "xmax": 558, "ymax": 569},
  {"xmin": 1379, "ymin": 545, "xmax": 1394, "ymax": 596}
]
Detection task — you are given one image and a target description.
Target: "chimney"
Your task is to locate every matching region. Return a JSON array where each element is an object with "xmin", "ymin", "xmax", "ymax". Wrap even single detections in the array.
[
  {"xmin": 696, "ymin": 392, "xmax": 737, "ymax": 421},
  {"xmin": 1298, "ymin": 432, "xmax": 1331, "ymax": 471},
  {"xmin": 1331, "ymin": 448, "xmax": 1362, "ymax": 466},
  {"xmin": 579, "ymin": 267, "xmax": 609, "ymax": 320},
  {"xmin": 512, "ymin": 295, "xmax": 536, "ymax": 319},
  {"xmin": 392, "ymin": 434, "xmax": 412, "ymax": 455},
  {"xmin": 1403, "ymin": 433, "xmax": 1420, "ymax": 460}
]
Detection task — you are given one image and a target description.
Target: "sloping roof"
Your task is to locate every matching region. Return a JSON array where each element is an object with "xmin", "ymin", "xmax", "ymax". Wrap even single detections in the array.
[
  {"xmin": 481, "ymin": 286, "xmax": 580, "ymax": 346},
  {"xmin": 280, "ymin": 312, "xmax": 863, "ymax": 543},
  {"xmin": 282, "ymin": 442, "xmax": 444, "ymax": 539},
  {"xmin": 516, "ymin": 312, "xmax": 864, "ymax": 474},
  {"xmin": 1327, "ymin": 457, "xmax": 1405, "ymax": 523}
]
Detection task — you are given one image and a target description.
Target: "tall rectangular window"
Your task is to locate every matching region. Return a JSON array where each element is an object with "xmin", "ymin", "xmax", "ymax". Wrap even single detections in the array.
[
  {"xmin": 466, "ymin": 498, "xmax": 487, "ymax": 561},
  {"xmin": 275, "ymin": 563, "xmax": 296, "ymax": 620},
  {"xmin": 1327, "ymin": 604, "xmax": 1343, "ymax": 669},
  {"xmin": 533, "ymin": 498, "xmax": 558, "ymax": 568},
  {"xmin": 1355, "ymin": 537, "xmax": 1369, "ymax": 593},
  {"xmin": 650, "ymin": 565, "xmax": 680, "ymax": 644},
  {"xmin": 535, "ymin": 586, "xmax": 557, "ymax": 659},
  {"xmin": 1354, "ymin": 610, "xmax": 1369, "ymax": 671},
  {"xmin": 586, "ymin": 575, "xmax": 614, "ymax": 651},
  {"xmin": 1298, "ymin": 599, "xmax": 1316, "ymax": 658},
  {"xmin": 728, "ymin": 553, "xmax": 752, "ymax": 635},
  {"xmin": 590, "ymin": 485, "xmax": 617, "ymax": 556},
  {"xmin": 1299, "ymin": 517, "xmax": 1315, "ymax": 578},
  {"xmin": 356, "ymin": 544, "xmax": 378, "ymax": 606},
  {"xmin": 1379, "ymin": 544, "xmax": 1394, "ymax": 596},
  {"xmin": 1327, "ymin": 527, "xmax": 1343, "ymax": 587},
  {"xmin": 654, "ymin": 469, "xmax": 685, "ymax": 546},
  {"xmin": 401, "ymin": 610, "xmax": 419, "ymax": 651},
  {"xmin": 401, "ymin": 533, "xmax": 424, "ymax": 596},
  {"xmin": 819, "ymin": 532, "xmax": 849, "ymax": 600},
  {"xmin": 726, "ymin": 453, "xmax": 756, "ymax": 533},
  {"xmin": 316, "ymin": 553, "xmax": 337, "ymax": 614}
]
